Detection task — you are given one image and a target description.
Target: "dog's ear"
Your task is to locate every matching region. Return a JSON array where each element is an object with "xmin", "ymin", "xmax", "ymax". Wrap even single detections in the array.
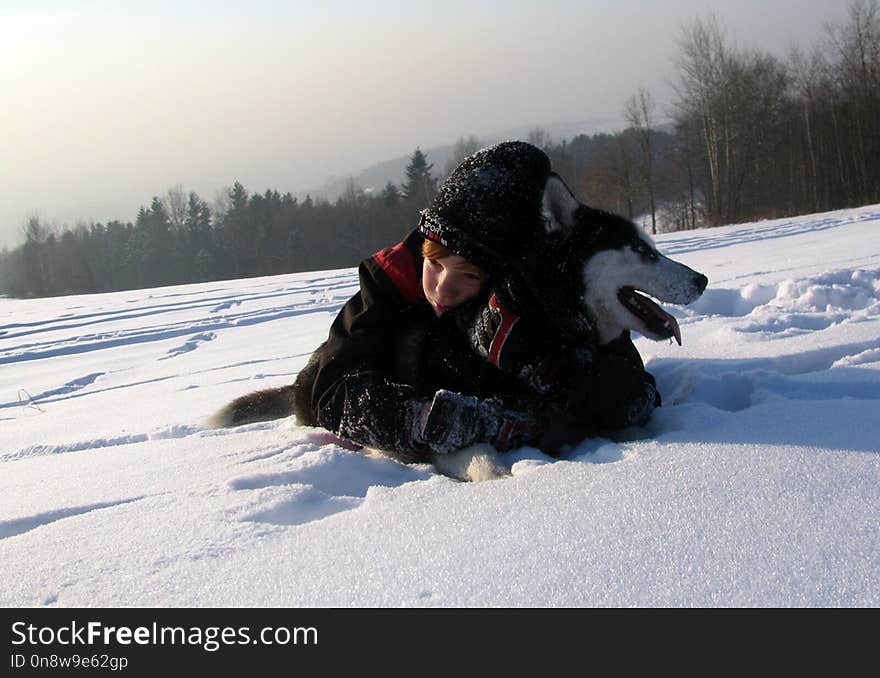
[{"xmin": 541, "ymin": 173, "xmax": 581, "ymax": 234}]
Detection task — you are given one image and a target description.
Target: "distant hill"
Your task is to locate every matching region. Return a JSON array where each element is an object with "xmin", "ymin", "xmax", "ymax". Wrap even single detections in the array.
[{"xmin": 303, "ymin": 116, "xmax": 625, "ymax": 203}]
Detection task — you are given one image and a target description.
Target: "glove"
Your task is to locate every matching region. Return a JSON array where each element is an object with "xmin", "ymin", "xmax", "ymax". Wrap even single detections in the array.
[
  {"xmin": 566, "ymin": 354, "xmax": 660, "ymax": 431},
  {"xmin": 415, "ymin": 390, "xmax": 545, "ymax": 454},
  {"xmin": 468, "ymin": 284, "xmax": 572, "ymax": 397}
]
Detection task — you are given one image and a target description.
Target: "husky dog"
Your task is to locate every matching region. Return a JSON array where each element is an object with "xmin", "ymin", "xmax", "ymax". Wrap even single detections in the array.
[
  {"xmin": 424, "ymin": 175, "xmax": 708, "ymax": 481},
  {"xmin": 208, "ymin": 171, "xmax": 707, "ymax": 482},
  {"xmin": 532, "ymin": 175, "xmax": 708, "ymax": 347}
]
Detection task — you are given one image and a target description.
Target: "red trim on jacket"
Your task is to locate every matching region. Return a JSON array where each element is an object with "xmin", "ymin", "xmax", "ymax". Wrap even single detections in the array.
[
  {"xmin": 487, "ymin": 293, "xmax": 520, "ymax": 368},
  {"xmin": 371, "ymin": 240, "xmax": 424, "ymax": 306}
]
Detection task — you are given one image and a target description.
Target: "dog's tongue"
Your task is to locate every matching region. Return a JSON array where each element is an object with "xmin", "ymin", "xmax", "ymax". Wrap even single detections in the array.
[
  {"xmin": 620, "ymin": 288, "xmax": 683, "ymax": 345},
  {"xmin": 666, "ymin": 313, "xmax": 682, "ymax": 346},
  {"xmin": 649, "ymin": 301, "xmax": 682, "ymax": 346}
]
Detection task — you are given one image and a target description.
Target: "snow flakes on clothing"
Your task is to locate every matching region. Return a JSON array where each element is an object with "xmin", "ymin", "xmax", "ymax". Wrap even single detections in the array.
[{"xmin": 420, "ymin": 141, "xmax": 552, "ymax": 273}]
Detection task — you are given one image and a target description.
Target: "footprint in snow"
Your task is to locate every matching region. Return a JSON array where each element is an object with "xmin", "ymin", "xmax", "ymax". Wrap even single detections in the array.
[
  {"xmin": 229, "ymin": 447, "xmax": 432, "ymax": 526},
  {"xmin": 161, "ymin": 332, "xmax": 216, "ymax": 359},
  {"xmin": 210, "ymin": 299, "xmax": 241, "ymax": 313},
  {"xmin": 0, "ymin": 497, "xmax": 144, "ymax": 540}
]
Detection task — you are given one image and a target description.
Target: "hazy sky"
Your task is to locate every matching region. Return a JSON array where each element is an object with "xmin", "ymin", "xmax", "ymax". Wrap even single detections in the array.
[{"xmin": 1, "ymin": 0, "xmax": 851, "ymax": 248}]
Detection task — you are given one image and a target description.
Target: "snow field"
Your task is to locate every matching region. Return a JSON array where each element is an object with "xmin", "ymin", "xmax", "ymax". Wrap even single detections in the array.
[{"xmin": 1, "ymin": 205, "xmax": 879, "ymax": 606}]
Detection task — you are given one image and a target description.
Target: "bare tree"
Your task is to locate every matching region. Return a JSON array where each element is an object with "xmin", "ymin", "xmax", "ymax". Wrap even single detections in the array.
[
  {"xmin": 674, "ymin": 15, "xmax": 789, "ymax": 223},
  {"xmin": 211, "ymin": 187, "xmax": 232, "ymax": 224},
  {"xmin": 164, "ymin": 184, "xmax": 188, "ymax": 232},
  {"xmin": 825, "ymin": 0, "xmax": 880, "ymax": 199},
  {"xmin": 587, "ymin": 133, "xmax": 640, "ymax": 218},
  {"xmin": 673, "ymin": 15, "xmax": 730, "ymax": 224},
  {"xmin": 443, "ymin": 135, "xmax": 482, "ymax": 177},
  {"xmin": 669, "ymin": 119, "xmax": 703, "ymax": 230},
  {"xmin": 788, "ymin": 45, "xmax": 830, "ymax": 212},
  {"xmin": 527, "ymin": 127, "xmax": 553, "ymax": 150},
  {"xmin": 624, "ymin": 87, "xmax": 659, "ymax": 233}
]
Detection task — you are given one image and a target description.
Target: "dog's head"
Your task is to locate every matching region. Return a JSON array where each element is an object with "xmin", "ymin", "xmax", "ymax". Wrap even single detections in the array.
[{"xmin": 520, "ymin": 174, "xmax": 708, "ymax": 345}]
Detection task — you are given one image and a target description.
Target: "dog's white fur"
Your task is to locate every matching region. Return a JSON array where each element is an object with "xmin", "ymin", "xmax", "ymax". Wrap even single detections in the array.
[
  {"xmin": 431, "ymin": 443, "xmax": 511, "ymax": 482},
  {"xmin": 546, "ymin": 175, "xmax": 704, "ymax": 345},
  {"xmin": 581, "ymin": 247, "xmax": 704, "ymax": 344}
]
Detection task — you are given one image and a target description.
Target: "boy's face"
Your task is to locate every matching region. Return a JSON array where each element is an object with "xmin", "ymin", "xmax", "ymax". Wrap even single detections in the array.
[{"xmin": 422, "ymin": 255, "xmax": 486, "ymax": 317}]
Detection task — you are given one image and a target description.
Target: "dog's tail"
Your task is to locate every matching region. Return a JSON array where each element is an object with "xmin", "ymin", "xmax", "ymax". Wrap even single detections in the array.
[
  {"xmin": 204, "ymin": 349, "xmax": 321, "ymax": 429},
  {"xmin": 204, "ymin": 384, "xmax": 299, "ymax": 428}
]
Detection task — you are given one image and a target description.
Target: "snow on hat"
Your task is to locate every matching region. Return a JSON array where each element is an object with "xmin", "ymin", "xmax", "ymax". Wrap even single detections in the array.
[{"xmin": 419, "ymin": 141, "xmax": 552, "ymax": 273}]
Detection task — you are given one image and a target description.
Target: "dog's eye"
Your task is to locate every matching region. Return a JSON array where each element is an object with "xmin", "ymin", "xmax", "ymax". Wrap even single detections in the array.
[{"xmin": 632, "ymin": 242, "xmax": 658, "ymax": 260}]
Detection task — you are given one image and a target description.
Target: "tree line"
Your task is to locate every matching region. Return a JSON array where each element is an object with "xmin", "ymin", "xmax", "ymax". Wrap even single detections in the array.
[
  {"xmin": 548, "ymin": 1, "xmax": 880, "ymax": 232},
  {"xmin": 2, "ymin": 1, "xmax": 878, "ymax": 298},
  {"xmin": 0, "ymin": 153, "xmax": 436, "ymax": 298}
]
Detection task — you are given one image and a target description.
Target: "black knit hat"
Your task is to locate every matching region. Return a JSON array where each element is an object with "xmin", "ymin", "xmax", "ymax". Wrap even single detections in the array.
[{"xmin": 419, "ymin": 141, "xmax": 552, "ymax": 273}]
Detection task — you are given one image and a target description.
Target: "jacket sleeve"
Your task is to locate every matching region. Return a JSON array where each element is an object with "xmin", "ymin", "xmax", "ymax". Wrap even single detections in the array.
[
  {"xmin": 309, "ymin": 261, "xmax": 433, "ymax": 462},
  {"xmin": 468, "ymin": 283, "xmax": 661, "ymax": 430}
]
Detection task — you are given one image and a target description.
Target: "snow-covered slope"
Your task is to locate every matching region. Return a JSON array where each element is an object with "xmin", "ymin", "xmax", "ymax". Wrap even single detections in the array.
[{"xmin": 1, "ymin": 205, "xmax": 879, "ymax": 606}]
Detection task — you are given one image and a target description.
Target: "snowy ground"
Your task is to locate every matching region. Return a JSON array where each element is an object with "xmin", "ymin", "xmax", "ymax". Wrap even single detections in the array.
[{"xmin": 1, "ymin": 205, "xmax": 879, "ymax": 607}]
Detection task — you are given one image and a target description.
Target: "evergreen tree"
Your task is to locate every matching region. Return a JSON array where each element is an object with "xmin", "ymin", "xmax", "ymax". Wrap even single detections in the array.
[
  {"xmin": 381, "ymin": 181, "xmax": 402, "ymax": 207},
  {"xmin": 184, "ymin": 192, "xmax": 213, "ymax": 280},
  {"xmin": 218, "ymin": 182, "xmax": 250, "ymax": 277},
  {"xmin": 185, "ymin": 192, "xmax": 212, "ymax": 235},
  {"xmin": 401, "ymin": 148, "xmax": 438, "ymax": 207},
  {"xmin": 22, "ymin": 215, "xmax": 52, "ymax": 297},
  {"xmin": 144, "ymin": 196, "xmax": 177, "ymax": 284}
]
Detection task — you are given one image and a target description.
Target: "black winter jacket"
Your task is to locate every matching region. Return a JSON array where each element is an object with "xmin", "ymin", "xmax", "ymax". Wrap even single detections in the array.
[{"xmin": 300, "ymin": 230, "xmax": 534, "ymax": 462}]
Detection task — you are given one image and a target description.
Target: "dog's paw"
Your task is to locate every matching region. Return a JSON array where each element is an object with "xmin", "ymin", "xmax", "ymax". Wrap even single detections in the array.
[{"xmin": 432, "ymin": 443, "xmax": 511, "ymax": 482}]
